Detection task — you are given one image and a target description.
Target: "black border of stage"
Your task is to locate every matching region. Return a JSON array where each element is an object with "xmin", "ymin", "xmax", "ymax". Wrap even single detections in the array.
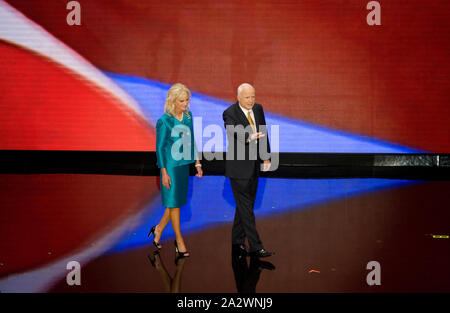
[{"xmin": 0, "ymin": 151, "xmax": 449, "ymax": 179}]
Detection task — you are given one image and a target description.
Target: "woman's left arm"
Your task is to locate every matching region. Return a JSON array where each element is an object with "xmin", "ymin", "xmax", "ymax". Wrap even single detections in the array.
[
  {"xmin": 190, "ymin": 111, "xmax": 203, "ymax": 177},
  {"xmin": 195, "ymin": 159, "xmax": 203, "ymax": 178}
]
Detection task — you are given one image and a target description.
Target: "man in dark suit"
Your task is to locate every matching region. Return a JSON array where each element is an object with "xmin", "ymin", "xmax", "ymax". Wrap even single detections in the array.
[{"xmin": 223, "ymin": 83, "xmax": 274, "ymax": 258}]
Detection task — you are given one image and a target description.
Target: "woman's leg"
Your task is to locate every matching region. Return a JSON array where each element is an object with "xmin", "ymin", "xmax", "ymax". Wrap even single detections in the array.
[
  {"xmin": 169, "ymin": 207, "xmax": 189, "ymax": 254},
  {"xmin": 154, "ymin": 208, "xmax": 171, "ymax": 244}
]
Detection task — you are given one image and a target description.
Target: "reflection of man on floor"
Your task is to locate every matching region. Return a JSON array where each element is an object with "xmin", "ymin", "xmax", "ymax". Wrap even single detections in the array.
[{"xmin": 232, "ymin": 246, "xmax": 275, "ymax": 293}]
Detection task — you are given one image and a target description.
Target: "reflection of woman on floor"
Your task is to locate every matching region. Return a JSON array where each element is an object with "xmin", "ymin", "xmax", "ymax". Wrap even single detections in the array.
[
  {"xmin": 148, "ymin": 251, "xmax": 187, "ymax": 293},
  {"xmin": 148, "ymin": 83, "xmax": 203, "ymax": 258}
]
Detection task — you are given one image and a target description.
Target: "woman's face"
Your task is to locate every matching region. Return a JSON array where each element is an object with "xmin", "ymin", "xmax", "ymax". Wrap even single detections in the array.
[{"xmin": 174, "ymin": 93, "xmax": 189, "ymax": 113}]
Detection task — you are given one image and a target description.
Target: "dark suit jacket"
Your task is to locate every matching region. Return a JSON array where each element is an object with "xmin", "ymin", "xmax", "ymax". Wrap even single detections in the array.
[{"xmin": 223, "ymin": 102, "xmax": 271, "ymax": 179}]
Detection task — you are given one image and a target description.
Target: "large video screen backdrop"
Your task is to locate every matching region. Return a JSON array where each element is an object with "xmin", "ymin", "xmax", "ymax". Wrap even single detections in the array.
[{"xmin": 1, "ymin": 0, "xmax": 449, "ymax": 153}]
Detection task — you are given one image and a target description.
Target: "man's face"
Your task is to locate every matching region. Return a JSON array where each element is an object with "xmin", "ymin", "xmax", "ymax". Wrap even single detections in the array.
[{"xmin": 238, "ymin": 87, "xmax": 255, "ymax": 110}]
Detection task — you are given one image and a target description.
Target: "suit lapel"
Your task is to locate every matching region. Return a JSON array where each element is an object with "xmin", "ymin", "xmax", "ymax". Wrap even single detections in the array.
[
  {"xmin": 234, "ymin": 102, "xmax": 263, "ymax": 132},
  {"xmin": 234, "ymin": 102, "xmax": 250, "ymax": 127},
  {"xmin": 253, "ymin": 104, "xmax": 260, "ymax": 130}
]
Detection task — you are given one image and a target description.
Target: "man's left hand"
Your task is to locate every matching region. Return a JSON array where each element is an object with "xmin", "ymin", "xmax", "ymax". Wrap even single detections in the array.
[{"xmin": 262, "ymin": 160, "xmax": 271, "ymax": 172}]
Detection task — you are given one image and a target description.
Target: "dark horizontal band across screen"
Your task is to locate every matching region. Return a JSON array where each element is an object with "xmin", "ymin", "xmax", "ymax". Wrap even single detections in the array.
[{"xmin": 0, "ymin": 150, "xmax": 449, "ymax": 180}]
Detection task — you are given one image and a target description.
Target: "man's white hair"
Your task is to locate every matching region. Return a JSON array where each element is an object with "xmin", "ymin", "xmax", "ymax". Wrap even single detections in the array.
[{"xmin": 237, "ymin": 83, "xmax": 255, "ymax": 97}]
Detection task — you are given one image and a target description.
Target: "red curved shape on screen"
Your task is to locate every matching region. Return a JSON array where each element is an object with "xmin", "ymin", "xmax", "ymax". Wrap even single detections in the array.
[{"xmin": 0, "ymin": 42, "xmax": 155, "ymax": 151}]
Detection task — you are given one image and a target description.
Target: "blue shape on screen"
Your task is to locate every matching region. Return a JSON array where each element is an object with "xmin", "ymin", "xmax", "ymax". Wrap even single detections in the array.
[{"xmin": 104, "ymin": 72, "xmax": 425, "ymax": 153}]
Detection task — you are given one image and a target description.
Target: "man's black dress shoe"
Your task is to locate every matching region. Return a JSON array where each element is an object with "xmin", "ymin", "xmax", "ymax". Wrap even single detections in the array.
[{"xmin": 249, "ymin": 248, "xmax": 275, "ymax": 258}]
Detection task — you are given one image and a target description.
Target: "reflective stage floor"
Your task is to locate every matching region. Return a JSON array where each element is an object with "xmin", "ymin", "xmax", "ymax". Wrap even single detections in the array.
[{"xmin": 0, "ymin": 174, "xmax": 449, "ymax": 292}]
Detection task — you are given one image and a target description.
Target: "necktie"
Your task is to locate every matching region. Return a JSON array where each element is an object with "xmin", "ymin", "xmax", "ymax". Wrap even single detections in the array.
[{"xmin": 247, "ymin": 111, "xmax": 256, "ymax": 133}]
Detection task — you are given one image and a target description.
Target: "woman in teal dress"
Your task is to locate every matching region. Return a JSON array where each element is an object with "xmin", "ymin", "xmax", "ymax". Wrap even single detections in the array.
[{"xmin": 148, "ymin": 83, "xmax": 202, "ymax": 258}]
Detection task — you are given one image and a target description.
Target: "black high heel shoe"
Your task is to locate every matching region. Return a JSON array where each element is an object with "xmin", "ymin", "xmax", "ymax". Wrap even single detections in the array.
[
  {"xmin": 174, "ymin": 240, "xmax": 190, "ymax": 258},
  {"xmin": 148, "ymin": 225, "xmax": 162, "ymax": 249}
]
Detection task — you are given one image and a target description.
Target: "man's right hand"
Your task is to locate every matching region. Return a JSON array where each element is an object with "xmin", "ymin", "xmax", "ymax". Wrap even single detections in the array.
[{"xmin": 249, "ymin": 132, "xmax": 265, "ymax": 142}]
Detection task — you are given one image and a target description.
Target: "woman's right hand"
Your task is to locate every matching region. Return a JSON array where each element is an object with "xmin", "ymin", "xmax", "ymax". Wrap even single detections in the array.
[{"xmin": 161, "ymin": 169, "xmax": 171, "ymax": 190}]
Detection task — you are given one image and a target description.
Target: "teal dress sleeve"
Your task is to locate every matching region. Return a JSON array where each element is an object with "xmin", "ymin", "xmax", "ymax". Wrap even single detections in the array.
[{"xmin": 156, "ymin": 118, "xmax": 168, "ymax": 168}]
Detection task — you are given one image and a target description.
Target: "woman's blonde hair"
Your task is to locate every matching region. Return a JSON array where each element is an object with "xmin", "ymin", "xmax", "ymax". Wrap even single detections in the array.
[{"xmin": 164, "ymin": 83, "xmax": 191, "ymax": 118}]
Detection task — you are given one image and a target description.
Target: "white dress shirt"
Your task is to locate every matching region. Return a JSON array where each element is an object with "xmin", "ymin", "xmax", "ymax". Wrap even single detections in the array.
[
  {"xmin": 238, "ymin": 103, "xmax": 257, "ymax": 143},
  {"xmin": 238, "ymin": 104, "xmax": 256, "ymax": 132}
]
